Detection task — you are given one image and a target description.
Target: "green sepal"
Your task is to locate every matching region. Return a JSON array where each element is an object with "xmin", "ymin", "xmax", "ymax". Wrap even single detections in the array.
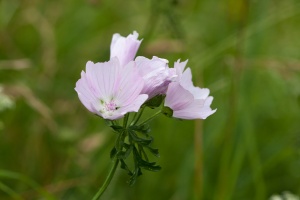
[
  {"xmin": 144, "ymin": 95, "xmax": 165, "ymax": 109},
  {"xmin": 162, "ymin": 106, "xmax": 173, "ymax": 117}
]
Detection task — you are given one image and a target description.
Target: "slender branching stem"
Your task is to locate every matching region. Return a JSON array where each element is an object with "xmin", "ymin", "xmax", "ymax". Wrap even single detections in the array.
[
  {"xmin": 131, "ymin": 106, "xmax": 146, "ymax": 126},
  {"xmin": 137, "ymin": 110, "xmax": 161, "ymax": 127},
  {"xmin": 92, "ymin": 114, "xmax": 130, "ymax": 199},
  {"xmin": 91, "ymin": 159, "xmax": 120, "ymax": 200}
]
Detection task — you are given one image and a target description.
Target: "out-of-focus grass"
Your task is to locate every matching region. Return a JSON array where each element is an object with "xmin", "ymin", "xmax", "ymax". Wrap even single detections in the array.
[{"xmin": 0, "ymin": 0, "xmax": 300, "ymax": 199}]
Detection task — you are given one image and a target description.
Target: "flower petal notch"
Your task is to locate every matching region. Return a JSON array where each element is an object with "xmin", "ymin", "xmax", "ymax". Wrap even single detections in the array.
[{"xmin": 75, "ymin": 57, "xmax": 148, "ymax": 120}]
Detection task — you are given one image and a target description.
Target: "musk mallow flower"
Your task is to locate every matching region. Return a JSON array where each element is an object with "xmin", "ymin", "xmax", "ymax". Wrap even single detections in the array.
[
  {"xmin": 75, "ymin": 57, "xmax": 148, "ymax": 120},
  {"xmin": 110, "ymin": 31, "xmax": 142, "ymax": 67},
  {"xmin": 163, "ymin": 60, "xmax": 216, "ymax": 119},
  {"xmin": 135, "ymin": 56, "xmax": 176, "ymax": 98},
  {"xmin": 164, "ymin": 82, "xmax": 216, "ymax": 119}
]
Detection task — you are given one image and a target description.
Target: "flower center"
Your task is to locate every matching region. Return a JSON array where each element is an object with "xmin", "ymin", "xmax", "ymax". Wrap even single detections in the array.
[
  {"xmin": 99, "ymin": 99, "xmax": 119, "ymax": 117},
  {"xmin": 105, "ymin": 101, "xmax": 117, "ymax": 111}
]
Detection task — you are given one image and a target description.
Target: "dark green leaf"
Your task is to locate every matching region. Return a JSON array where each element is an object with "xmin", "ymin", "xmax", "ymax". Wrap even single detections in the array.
[
  {"xmin": 145, "ymin": 146, "xmax": 160, "ymax": 157},
  {"xmin": 129, "ymin": 130, "xmax": 153, "ymax": 145},
  {"xmin": 133, "ymin": 147, "xmax": 161, "ymax": 172},
  {"xmin": 120, "ymin": 159, "xmax": 133, "ymax": 176},
  {"xmin": 130, "ymin": 124, "xmax": 151, "ymax": 134},
  {"xmin": 117, "ymin": 146, "xmax": 132, "ymax": 159}
]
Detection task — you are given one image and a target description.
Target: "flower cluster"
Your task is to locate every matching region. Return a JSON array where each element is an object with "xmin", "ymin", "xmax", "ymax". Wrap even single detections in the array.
[
  {"xmin": 75, "ymin": 31, "xmax": 216, "ymax": 120},
  {"xmin": 75, "ymin": 31, "xmax": 216, "ymax": 195}
]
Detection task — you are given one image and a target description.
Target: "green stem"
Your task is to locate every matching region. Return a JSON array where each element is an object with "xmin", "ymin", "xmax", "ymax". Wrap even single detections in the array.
[
  {"xmin": 131, "ymin": 106, "xmax": 146, "ymax": 126},
  {"xmin": 92, "ymin": 113, "xmax": 130, "ymax": 199},
  {"xmin": 91, "ymin": 159, "xmax": 120, "ymax": 200},
  {"xmin": 137, "ymin": 110, "xmax": 161, "ymax": 126},
  {"xmin": 123, "ymin": 113, "xmax": 130, "ymax": 128}
]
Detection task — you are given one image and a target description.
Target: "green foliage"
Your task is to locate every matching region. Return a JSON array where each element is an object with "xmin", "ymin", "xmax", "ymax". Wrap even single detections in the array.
[{"xmin": 0, "ymin": 0, "xmax": 300, "ymax": 199}]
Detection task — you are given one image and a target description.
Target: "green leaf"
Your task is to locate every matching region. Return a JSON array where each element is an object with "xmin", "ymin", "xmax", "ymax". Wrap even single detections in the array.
[
  {"xmin": 110, "ymin": 125, "xmax": 124, "ymax": 133},
  {"xmin": 120, "ymin": 159, "xmax": 133, "ymax": 176},
  {"xmin": 145, "ymin": 146, "xmax": 160, "ymax": 157},
  {"xmin": 129, "ymin": 130, "xmax": 153, "ymax": 145},
  {"xmin": 133, "ymin": 147, "xmax": 161, "ymax": 172},
  {"xmin": 130, "ymin": 124, "xmax": 151, "ymax": 134},
  {"xmin": 117, "ymin": 145, "xmax": 132, "ymax": 159}
]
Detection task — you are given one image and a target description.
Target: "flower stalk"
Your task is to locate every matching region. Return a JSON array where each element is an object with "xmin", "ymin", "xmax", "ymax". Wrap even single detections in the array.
[{"xmin": 91, "ymin": 159, "xmax": 119, "ymax": 200}]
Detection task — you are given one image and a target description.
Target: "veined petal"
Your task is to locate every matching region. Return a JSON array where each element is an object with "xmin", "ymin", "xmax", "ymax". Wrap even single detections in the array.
[
  {"xmin": 180, "ymin": 67, "xmax": 193, "ymax": 88},
  {"xmin": 89, "ymin": 58, "xmax": 121, "ymax": 101},
  {"xmin": 110, "ymin": 31, "xmax": 142, "ymax": 67},
  {"xmin": 173, "ymin": 99, "xmax": 216, "ymax": 119},
  {"xmin": 135, "ymin": 56, "xmax": 171, "ymax": 98},
  {"xmin": 75, "ymin": 71, "xmax": 99, "ymax": 112},
  {"xmin": 180, "ymin": 67, "xmax": 210, "ymax": 99},
  {"xmin": 165, "ymin": 82, "xmax": 194, "ymax": 110},
  {"xmin": 115, "ymin": 61, "xmax": 145, "ymax": 105},
  {"xmin": 174, "ymin": 59, "xmax": 188, "ymax": 79},
  {"xmin": 118, "ymin": 94, "xmax": 148, "ymax": 115}
]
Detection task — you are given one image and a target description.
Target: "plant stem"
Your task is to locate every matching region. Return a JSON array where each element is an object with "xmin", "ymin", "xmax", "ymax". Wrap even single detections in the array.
[
  {"xmin": 131, "ymin": 106, "xmax": 146, "ymax": 126},
  {"xmin": 91, "ymin": 159, "xmax": 120, "ymax": 200},
  {"xmin": 137, "ymin": 110, "xmax": 161, "ymax": 126},
  {"xmin": 92, "ymin": 114, "xmax": 130, "ymax": 200},
  {"xmin": 123, "ymin": 113, "xmax": 130, "ymax": 128}
]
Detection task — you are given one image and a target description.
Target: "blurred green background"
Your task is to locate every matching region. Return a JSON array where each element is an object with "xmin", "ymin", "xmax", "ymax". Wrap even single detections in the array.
[{"xmin": 1, "ymin": 0, "xmax": 300, "ymax": 199}]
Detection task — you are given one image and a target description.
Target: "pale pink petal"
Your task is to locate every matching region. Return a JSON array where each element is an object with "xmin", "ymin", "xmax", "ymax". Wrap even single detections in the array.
[
  {"xmin": 180, "ymin": 67, "xmax": 193, "ymax": 88},
  {"xmin": 135, "ymin": 56, "xmax": 171, "ymax": 98},
  {"xmin": 87, "ymin": 58, "xmax": 121, "ymax": 101},
  {"xmin": 174, "ymin": 59, "xmax": 188, "ymax": 79},
  {"xmin": 165, "ymin": 82, "xmax": 193, "ymax": 110},
  {"xmin": 189, "ymin": 87, "xmax": 210, "ymax": 99},
  {"xmin": 117, "ymin": 94, "xmax": 148, "ymax": 114},
  {"xmin": 173, "ymin": 99, "xmax": 204, "ymax": 119},
  {"xmin": 173, "ymin": 99, "xmax": 216, "ymax": 119},
  {"xmin": 180, "ymin": 68, "xmax": 210, "ymax": 99},
  {"xmin": 135, "ymin": 56, "xmax": 168, "ymax": 78},
  {"xmin": 115, "ymin": 61, "xmax": 145, "ymax": 105},
  {"xmin": 75, "ymin": 71, "xmax": 99, "ymax": 112},
  {"xmin": 110, "ymin": 31, "xmax": 142, "ymax": 67}
]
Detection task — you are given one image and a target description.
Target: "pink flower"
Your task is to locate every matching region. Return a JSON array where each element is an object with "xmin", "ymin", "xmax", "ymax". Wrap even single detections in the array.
[
  {"xmin": 110, "ymin": 31, "xmax": 142, "ymax": 67},
  {"xmin": 164, "ymin": 82, "xmax": 216, "ymax": 119},
  {"xmin": 75, "ymin": 57, "xmax": 148, "ymax": 120},
  {"xmin": 164, "ymin": 60, "xmax": 216, "ymax": 119},
  {"xmin": 135, "ymin": 56, "xmax": 176, "ymax": 98}
]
